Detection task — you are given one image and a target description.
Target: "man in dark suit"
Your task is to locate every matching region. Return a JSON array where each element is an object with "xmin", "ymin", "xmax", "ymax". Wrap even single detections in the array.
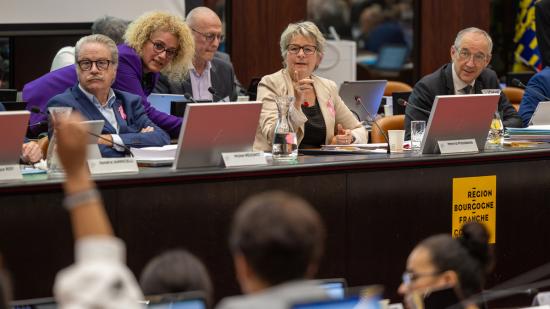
[
  {"xmin": 405, "ymin": 27, "xmax": 522, "ymax": 139},
  {"xmin": 154, "ymin": 7, "xmax": 237, "ymax": 101},
  {"xmin": 536, "ymin": 0, "xmax": 550, "ymax": 68},
  {"xmin": 47, "ymin": 34, "xmax": 170, "ymax": 158}
]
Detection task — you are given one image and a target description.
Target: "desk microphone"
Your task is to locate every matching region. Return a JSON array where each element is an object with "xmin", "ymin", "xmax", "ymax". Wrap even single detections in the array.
[
  {"xmin": 183, "ymin": 93, "xmax": 197, "ymax": 103},
  {"xmin": 397, "ymin": 98, "xmax": 431, "ymax": 115},
  {"xmin": 208, "ymin": 87, "xmax": 223, "ymax": 102},
  {"xmin": 511, "ymin": 78, "xmax": 550, "ymax": 102},
  {"xmin": 354, "ymin": 96, "xmax": 390, "ymax": 154}
]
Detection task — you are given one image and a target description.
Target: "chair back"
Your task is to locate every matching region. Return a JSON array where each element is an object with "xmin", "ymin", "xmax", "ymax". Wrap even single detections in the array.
[
  {"xmin": 502, "ymin": 86, "xmax": 524, "ymax": 112},
  {"xmin": 371, "ymin": 115, "xmax": 405, "ymax": 143},
  {"xmin": 383, "ymin": 81, "xmax": 413, "ymax": 96}
]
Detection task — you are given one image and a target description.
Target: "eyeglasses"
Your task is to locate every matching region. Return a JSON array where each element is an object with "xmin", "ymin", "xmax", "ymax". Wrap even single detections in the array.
[
  {"xmin": 149, "ymin": 40, "xmax": 178, "ymax": 58},
  {"xmin": 456, "ymin": 47, "xmax": 489, "ymax": 65},
  {"xmin": 287, "ymin": 44, "xmax": 317, "ymax": 55},
  {"xmin": 191, "ymin": 28, "xmax": 225, "ymax": 42},
  {"xmin": 402, "ymin": 271, "xmax": 441, "ymax": 285},
  {"xmin": 77, "ymin": 59, "xmax": 111, "ymax": 71}
]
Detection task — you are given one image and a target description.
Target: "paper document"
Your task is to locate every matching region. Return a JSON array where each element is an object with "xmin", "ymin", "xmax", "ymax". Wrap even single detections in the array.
[{"xmin": 130, "ymin": 145, "xmax": 177, "ymax": 161}]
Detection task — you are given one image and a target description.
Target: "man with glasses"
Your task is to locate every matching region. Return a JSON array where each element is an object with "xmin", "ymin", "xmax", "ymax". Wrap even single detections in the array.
[
  {"xmin": 46, "ymin": 34, "xmax": 170, "ymax": 157},
  {"xmin": 404, "ymin": 27, "xmax": 521, "ymax": 139},
  {"xmin": 154, "ymin": 7, "xmax": 238, "ymax": 102}
]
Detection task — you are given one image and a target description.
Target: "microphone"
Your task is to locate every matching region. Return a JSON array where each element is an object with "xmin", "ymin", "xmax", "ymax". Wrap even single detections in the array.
[
  {"xmin": 354, "ymin": 96, "xmax": 390, "ymax": 154},
  {"xmin": 29, "ymin": 120, "xmax": 48, "ymax": 127},
  {"xmin": 511, "ymin": 78, "xmax": 550, "ymax": 102},
  {"xmin": 208, "ymin": 87, "xmax": 223, "ymax": 102},
  {"xmin": 398, "ymin": 98, "xmax": 431, "ymax": 115},
  {"xmin": 183, "ymin": 93, "xmax": 197, "ymax": 103},
  {"xmin": 86, "ymin": 131, "xmax": 134, "ymax": 157}
]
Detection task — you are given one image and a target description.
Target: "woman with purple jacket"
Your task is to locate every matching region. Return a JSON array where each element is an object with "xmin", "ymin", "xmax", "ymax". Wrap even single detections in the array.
[{"xmin": 23, "ymin": 11, "xmax": 194, "ymax": 138}]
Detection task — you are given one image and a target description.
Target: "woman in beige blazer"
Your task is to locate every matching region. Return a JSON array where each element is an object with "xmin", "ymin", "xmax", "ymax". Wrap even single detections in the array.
[{"xmin": 253, "ymin": 21, "xmax": 368, "ymax": 152}]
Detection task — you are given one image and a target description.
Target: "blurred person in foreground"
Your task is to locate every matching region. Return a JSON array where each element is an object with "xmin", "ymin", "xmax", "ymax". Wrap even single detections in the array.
[
  {"xmin": 253, "ymin": 21, "xmax": 367, "ymax": 152},
  {"xmin": 216, "ymin": 191, "xmax": 328, "ymax": 309},
  {"xmin": 398, "ymin": 222, "xmax": 493, "ymax": 309}
]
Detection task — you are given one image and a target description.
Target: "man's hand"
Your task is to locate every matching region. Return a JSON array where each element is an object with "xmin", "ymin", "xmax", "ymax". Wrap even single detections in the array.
[
  {"xmin": 97, "ymin": 134, "xmax": 113, "ymax": 147},
  {"xmin": 21, "ymin": 141, "xmax": 43, "ymax": 164},
  {"xmin": 140, "ymin": 126, "xmax": 154, "ymax": 133}
]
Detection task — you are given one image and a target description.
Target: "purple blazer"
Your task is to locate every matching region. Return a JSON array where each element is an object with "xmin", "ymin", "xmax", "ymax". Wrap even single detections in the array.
[{"xmin": 23, "ymin": 44, "xmax": 182, "ymax": 137}]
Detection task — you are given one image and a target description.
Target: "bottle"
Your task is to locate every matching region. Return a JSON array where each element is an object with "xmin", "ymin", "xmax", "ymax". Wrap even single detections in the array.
[
  {"xmin": 488, "ymin": 111, "xmax": 504, "ymax": 145},
  {"xmin": 272, "ymin": 96, "xmax": 298, "ymax": 160}
]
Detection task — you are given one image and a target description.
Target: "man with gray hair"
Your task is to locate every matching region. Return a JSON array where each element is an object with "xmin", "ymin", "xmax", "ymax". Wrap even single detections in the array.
[
  {"xmin": 404, "ymin": 27, "xmax": 521, "ymax": 138},
  {"xmin": 154, "ymin": 6, "xmax": 237, "ymax": 102},
  {"xmin": 46, "ymin": 34, "xmax": 169, "ymax": 157}
]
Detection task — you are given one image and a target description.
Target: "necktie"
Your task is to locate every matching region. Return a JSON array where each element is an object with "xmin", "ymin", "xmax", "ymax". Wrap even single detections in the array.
[{"xmin": 461, "ymin": 85, "xmax": 473, "ymax": 94}]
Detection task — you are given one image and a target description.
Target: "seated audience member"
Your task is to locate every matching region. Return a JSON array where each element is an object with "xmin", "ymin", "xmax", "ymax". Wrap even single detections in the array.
[
  {"xmin": 0, "ymin": 102, "xmax": 43, "ymax": 164},
  {"xmin": 518, "ymin": 67, "xmax": 550, "ymax": 126},
  {"xmin": 52, "ymin": 114, "xmax": 143, "ymax": 309},
  {"xmin": 404, "ymin": 27, "xmax": 522, "ymax": 139},
  {"xmin": 140, "ymin": 249, "xmax": 213, "ymax": 305},
  {"xmin": 398, "ymin": 222, "xmax": 493, "ymax": 309},
  {"xmin": 154, "ymin": 7, "xmax": 237, "ymax": 101},
  {"xmin": 51, "ymin": 15, "xmax": 130, "ymax": 71},
  {"xmin": 216, "ymin": 191, "xmax": 328, "ymax": 309},
  {"xmin": 23, "ymin": 10, "xmax": 195, "ymax": 138},
  {"xmin": 47, "ymin": 34, "xmax": 170, "ymax": 158},
  {"xmin": 253, "ymin": 21, "xmax": 368, "ymax": 151}
]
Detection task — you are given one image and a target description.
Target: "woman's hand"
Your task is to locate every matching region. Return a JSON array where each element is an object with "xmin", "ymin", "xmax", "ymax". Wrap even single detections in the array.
[
  {"xmin": 292, "ymin": 70, "xmax": 315, "ymax": 109},
  {"xmin": 330, "ymin": 124, "xmax": 354, "ymax": 145}
]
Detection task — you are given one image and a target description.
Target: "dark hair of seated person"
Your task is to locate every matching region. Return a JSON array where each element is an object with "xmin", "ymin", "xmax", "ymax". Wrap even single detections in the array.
[
  {"xmin": 229, "ymin": 191, "xmax": 326, "ymax": 286},
  {"xmin": 418, "ymin": 222, "xmax": 494, "ymax": 298},
  {"xmin": 139, "ymin": 249, "xmax": 213, "ymax": 303}
]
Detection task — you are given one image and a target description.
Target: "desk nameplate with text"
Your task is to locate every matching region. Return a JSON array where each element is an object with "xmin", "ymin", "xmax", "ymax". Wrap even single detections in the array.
[
  {"xmin": 222, "ymin": 151, "xmax": 267, "ymax": 167},
  {"xmin": 438, "ymin": 139, "xmax": 479, "ymax": 154},
  {"xmin": 87, "ymin": 158, "xmax": 139, "ymax": 175},
  {"xmin": 0, "ymin": 165, "xmax": 23, "ymax": 182}
]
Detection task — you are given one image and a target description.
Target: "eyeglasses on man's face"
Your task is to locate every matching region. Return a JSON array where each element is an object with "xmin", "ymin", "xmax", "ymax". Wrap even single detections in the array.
[
  {"xmin": 456, "ymin": 47, "xmax": 489, "ymax": 65},
  {"xmin": 192, "ymin": 28, "xmax": 224, "ymax": 43},
  {"xmin": 287, "ymin": 44, "xmax": 317, "ymax": 55},
  {"xmin": 149, "ymin": 40, "xmax": 178, "ymax": 58},
  {"xmin": 77, "ymin": 59, "xmax": 111, "ymax": 71}
]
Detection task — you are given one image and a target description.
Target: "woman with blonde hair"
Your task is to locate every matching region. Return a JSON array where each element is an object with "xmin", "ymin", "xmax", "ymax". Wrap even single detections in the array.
[{"xmin": 24, "ymin": 11, "xmax": 194, "ymax": 138}]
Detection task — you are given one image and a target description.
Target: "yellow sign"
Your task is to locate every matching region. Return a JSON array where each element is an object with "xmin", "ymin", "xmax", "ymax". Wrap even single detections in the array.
[{"xmin": 452, "ymin": 175, "xmax": 496, "ymax": 243}]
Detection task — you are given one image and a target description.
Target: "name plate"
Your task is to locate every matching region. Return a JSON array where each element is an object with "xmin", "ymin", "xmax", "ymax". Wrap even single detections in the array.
[
  {"xmin": 222, "ymin": 151, "xmax": 267, "ymax": 167},
  {"xmin": 0, "ymin": 164, "xmax": 23, "ymax": 182},
  {"xmin": 87, "ymin": 158, "xmax": 139, "ymax": 175},
  {"xmin": 438, "ymin": 139, "xmax": 479, "ymax": 154}
]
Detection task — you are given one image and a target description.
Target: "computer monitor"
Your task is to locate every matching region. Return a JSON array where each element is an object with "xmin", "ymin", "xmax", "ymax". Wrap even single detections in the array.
[
  {"xmin": 315, "ymin": 278, "xmax": 347, "ymax": 299},
  {"xmin": 172, "ymin": 101, "xmax": 263, "ymax": 169},
  {"xmin": 0, "ymin": 89, "xmax": 17, "ymax": 102},
  {"xmin": 148, "ymin": 93, "xmax": 212, "ymax": 116},
  {"xmin": 0, "ymin": 111, "xmax": 30, "ymax": 165},
  {"xmin": 146, "ymin": 291, "xmax": 207, "ymax": 309},
  {"xmin": 373, "ymin": 45, "xmax": 408, "ymax": 71},
  {"xmin": 1, "ymin": 101, "xmax": 27, "ymax": 111},
  {"xmin": 11, "ymin": 297, "xmax": 56, "ymax": 309},
  {"xmin": 420, "ymin": 94, "xmax": 499, "ymax": 154},
  {"xmin": 339, "ymin": 80, "xmax": 387, "ymax": 121},
  {"xmin": 291, "ymin": 296, "xmax": 361, "ymax": 309},
  {"xmin": 529, "ymin": 101, "xmax": 550, "ymax": 125}
]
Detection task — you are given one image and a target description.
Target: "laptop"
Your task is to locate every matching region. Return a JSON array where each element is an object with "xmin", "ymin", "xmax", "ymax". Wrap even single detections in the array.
[
  {"xmin": 339, "ymin": 80, "xmax": 387, "ymax": 121},
  {"xmin": 529, "ymin": 101, "xmax": 550, "ymax": 125},
  {"xmin": 172, "ymin": 101, "xmax": 263, "ymax": 169},
  {"xmin": 1, "ymin": 101, "xmax": 27, "ymax": 111},
  {"xmin": 11, "ymin": 297, "xmax": 56, "ymax": 309},
  {"xmin": 392, "ymin": 91, "xmax": 411, "ymax": 115},
  {"xmin": 146, "ymin": 291, "xmax": 207, "ymax": 309},
  {"xmin": 148, "ymin": 94, "xmax": 211, "ymax": 116},
  {"xmin": 315, "ymin": 278, "xmax": 347, "ymax": 299},
  {"xmin": 0, "ymin": 111, "xmax": 30, "ymax": 165},
  {"xmin": 420, "ymin": 94, "xmax": 499, "ymax": 154},
  {"xmin": 0, "ymin": 89, "xmax": 17, "ymax": 102},
  {"xmin": 372, "ymin": 45, "xmax": 408, "ymax": 71}
]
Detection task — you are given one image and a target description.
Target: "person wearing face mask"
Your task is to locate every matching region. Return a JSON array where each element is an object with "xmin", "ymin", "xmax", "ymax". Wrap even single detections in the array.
[
  {"xmin": 404, "ymin": 27, "xmax": 521, "ymax": 139},
  {"xmin": 253, "ymin": 21, "xmax": 367, "ymax": 152},
  {"xmin": 398, "ymin": 222, "xmax": 494, "ymax": 309},
  {"xmin": 23, "ymin": 11, "xmax": 195, "ymax": 139}
]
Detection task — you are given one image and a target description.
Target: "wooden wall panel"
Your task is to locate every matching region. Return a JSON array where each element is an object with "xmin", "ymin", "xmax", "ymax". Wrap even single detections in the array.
[{"xmin": 229, "ymin": 0, "xmax": 307, "ymax": 88}]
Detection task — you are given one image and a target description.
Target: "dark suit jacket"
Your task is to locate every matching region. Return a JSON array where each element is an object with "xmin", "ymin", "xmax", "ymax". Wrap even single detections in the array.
[
  {"xmin": 47, "ymin": 86, "xmax": 170, "ymax": 157},
  {"xmin": 537, "ymin": 0, "xmax": 550, "ymax": 68},
  {"xmin": 404, "ymin": 63, "xmax": 522, "ymax": 139},
  {"xmin": 153, "ymin": 57, "xmax": 237, "ymax": 101}
]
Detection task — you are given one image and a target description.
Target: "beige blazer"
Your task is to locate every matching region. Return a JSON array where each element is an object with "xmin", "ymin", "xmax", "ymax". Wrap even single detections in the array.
[{"xmin": 253, "ymin": 69, "xmax": 368, "ymax": 151}]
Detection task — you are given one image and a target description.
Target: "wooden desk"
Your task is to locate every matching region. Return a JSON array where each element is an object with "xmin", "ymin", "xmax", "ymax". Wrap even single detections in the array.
[{"xmin": 2, "ymin": 146, "xmax": 550, "ymax": 304}]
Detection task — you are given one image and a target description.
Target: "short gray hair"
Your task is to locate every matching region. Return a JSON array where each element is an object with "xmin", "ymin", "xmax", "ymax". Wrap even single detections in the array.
[
  {"xmin": 74, "ymin": 34, "xmax": 119, "ymax": 67},
  {"xmin": 280, "ymin": 21, "xmax": 326, "ymax": 60},
  {"xmin": 91, "ymin": 15, "xmax": 129, "ymax": 45},
  {"xmin": 454, "ymin": 27, "xmax": 493, "ymax": 54}
]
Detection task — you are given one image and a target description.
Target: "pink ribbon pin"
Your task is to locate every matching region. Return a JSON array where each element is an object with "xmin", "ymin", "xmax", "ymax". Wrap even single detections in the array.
[
  {"xmin": 327, "ymin": 97, "xmax": 335, "ymax": 117},
  {"xmin": 118, "ymin": 105, "xmax": 127, "ymax": 120}
]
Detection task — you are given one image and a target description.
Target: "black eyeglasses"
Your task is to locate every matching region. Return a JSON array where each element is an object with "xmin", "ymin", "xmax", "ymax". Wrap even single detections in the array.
[
  {"xmin": 149, "ymin": 40, "xmax": 178, "ymax": 58},
  {"xmin": 77, "ymin": 59, "xmax": 111, "ymax": 71},
  {"xmin": 191, "ymin": 28, "xmax": 225, "ymax": 43},
  {"xmin": 287, "ymin": 44, "xmax": 317, "ymax": 55}
]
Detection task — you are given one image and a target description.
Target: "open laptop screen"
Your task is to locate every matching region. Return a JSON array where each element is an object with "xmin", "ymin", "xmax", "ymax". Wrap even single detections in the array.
[{"xmin": 339, "ymin": 80, "xmax": 387, "ymax": 121}]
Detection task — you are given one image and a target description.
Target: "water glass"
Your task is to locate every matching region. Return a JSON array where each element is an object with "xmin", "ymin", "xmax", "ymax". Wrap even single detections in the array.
[{"xmin": 411, "ymin": 120, "xmax": 426, "ymax": 151}]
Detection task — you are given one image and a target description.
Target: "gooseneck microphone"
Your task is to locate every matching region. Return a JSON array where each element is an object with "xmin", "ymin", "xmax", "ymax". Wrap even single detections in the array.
[
  {"xmin": 183, "ymin": 93, "xmax": 197, "ymax": 103},
  {"xmin": 354, "ymin": 96, "xmax": 390, "ymax": 154},
  {"xmin": 511, "ymin": 78, "xmax": 550, "ymax": 102},
  {"xmin": 397, "ymin": 98, "xmax": 431, "ymax": 115},
  {"xmin": 208, "ymin": 87, "xmax": 223, "ymax": 102}
]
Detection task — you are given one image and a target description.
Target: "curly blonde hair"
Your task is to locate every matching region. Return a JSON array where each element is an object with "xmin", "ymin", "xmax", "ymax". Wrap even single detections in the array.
[{"xmin": 124, "ymin": 11, "xmax": 194, "ymax": 82}]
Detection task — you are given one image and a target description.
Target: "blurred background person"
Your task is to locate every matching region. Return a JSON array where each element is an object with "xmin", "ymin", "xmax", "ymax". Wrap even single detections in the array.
[{"xmin": 253, "ymin": 21, "xmax": 367, "ymax": 152}]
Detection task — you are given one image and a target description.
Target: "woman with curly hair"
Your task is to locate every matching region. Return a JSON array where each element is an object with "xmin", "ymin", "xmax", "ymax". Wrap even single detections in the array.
[{"xmin": 23, "ymin": 11, "xmax": 194, "ymax": 138}]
